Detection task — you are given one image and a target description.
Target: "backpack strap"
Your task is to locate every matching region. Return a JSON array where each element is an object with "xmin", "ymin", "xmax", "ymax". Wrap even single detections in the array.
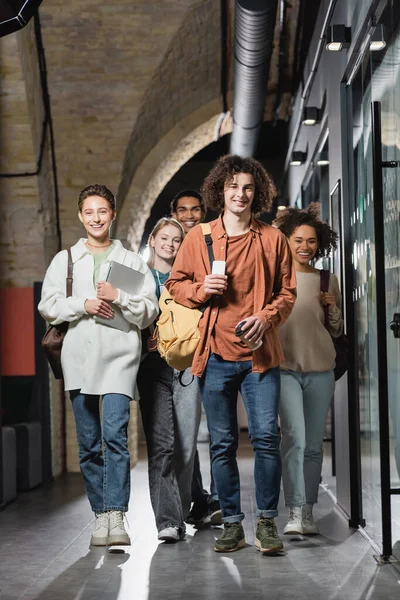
[
  {"xmin": 320, "ymin": 269, "xmax": 330, "ymax": 293},
  {"xmin": 200, "ymin": 223, "xmax": 215, "ymax": 272},
  {"xmin": 66, "ymin": 248, "xmax": 73, "ymax": 297},
  {"xmin": 320, "ymin": 269, "xmax": 330, "ymax": 326}
]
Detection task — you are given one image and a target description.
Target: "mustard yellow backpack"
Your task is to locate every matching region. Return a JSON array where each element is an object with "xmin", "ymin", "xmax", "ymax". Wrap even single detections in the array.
[{"xmin": 156, "ymin": 223, "xmax": 214, "ymax": 371}]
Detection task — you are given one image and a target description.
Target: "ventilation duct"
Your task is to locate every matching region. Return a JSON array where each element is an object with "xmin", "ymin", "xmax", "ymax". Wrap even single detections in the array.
[{"xmin": 230, "ymin": 0, "xmax": 278, "ymax": 157}]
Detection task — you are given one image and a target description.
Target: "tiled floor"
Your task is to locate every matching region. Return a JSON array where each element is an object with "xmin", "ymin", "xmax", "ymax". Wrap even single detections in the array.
[{"xmin": 1, "ymin": 436, "xmax": 400, "ymax": 600}]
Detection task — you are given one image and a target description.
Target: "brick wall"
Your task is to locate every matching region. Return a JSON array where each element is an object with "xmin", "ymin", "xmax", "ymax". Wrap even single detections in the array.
[
  {"xmin": 0, "ymin": 23, "xmax": 57, "ymax": 288},
  {"xmin": 0, "ymin": 0, "xmax": 291, "ymax": 476},
  {"xmin": 35, "ymin": 0, "xmax": 228, "ymax": 475},
  {"xmin": 38, "ymin": 0, "xmax": 200, "ymax": 250}
]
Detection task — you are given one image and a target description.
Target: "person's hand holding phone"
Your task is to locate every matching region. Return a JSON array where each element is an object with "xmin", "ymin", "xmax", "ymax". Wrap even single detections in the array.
[
  {"xmin": 203, "ymin": 274, "xmax": 228, "ymax": 295},
  {"xmin": 202, "ymin": 260, "xmax": 227, "ymax": 296}
]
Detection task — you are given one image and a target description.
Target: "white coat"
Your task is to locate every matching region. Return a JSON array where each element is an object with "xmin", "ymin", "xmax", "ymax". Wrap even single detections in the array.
[{"xmin": 38, "ymin": 238, "xmax": 158, "ymax": 399}]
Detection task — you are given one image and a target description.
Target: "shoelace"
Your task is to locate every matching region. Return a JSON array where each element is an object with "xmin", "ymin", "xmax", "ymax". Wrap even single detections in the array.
[
  {"xmin": 109, "ymin": 511, "xmax": 124, "ymax": 530},
  {"xmin": 289, "ymin": 509, "xmax": 302, "ymax": 523},
  {"xmin": 221, "ymin": 523, "xmax": 241, "ymax": 537},
  {"xmin": 259, "ymin": 519, "xmax": 277, "ymax": 537},
  {"xmin": 95, "ymin": 512, "xmax": 109, "ymax": 530}
]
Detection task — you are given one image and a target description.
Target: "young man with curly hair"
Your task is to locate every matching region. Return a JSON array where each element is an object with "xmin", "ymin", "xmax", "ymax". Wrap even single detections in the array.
[{"xmin": 166, "ymin": 155, "xmax": 296, "ymax": 553}]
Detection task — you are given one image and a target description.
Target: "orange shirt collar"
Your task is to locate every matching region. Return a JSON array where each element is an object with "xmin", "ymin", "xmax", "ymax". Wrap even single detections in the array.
[{"xmin": 214, "ymin": 213, "xmax": 261, "ymax": 239}]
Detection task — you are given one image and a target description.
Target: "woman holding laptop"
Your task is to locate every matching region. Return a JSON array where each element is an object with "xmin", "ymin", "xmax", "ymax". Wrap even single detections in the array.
[{"xmin": 38, "ymin": 184, "xmax": 158, "ymax": 547}]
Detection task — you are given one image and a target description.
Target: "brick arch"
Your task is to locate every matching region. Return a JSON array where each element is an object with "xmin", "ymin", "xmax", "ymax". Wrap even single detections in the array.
[
  {"xmin": 115, "ymin": 103, "xmax": 232, "ymax": 250},
  {"xmin": 114, "ymin": 0, "xmax": 226, "ymax": 247}
]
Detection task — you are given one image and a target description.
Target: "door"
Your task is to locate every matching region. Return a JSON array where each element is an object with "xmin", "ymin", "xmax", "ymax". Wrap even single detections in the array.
[{"xmin": 347, "ymin": 0, "xmax": 400, "ymax": 559}]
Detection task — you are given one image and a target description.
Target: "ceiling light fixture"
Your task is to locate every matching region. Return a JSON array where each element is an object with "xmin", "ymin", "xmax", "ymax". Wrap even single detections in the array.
[
  {"xmin": 276, "ymin": 198, "xmax": 289, "ymax": 211},
  {"xmin": 302, "ymin": 107, "xmax": 321, "ymax": 126},
  {"xmin": 370, "ymin": 24, "xmax": 386, "ymax": 51},
  {"xmin": 290, "ymin": 151, "xmax": 307, "ymax": 166},
  {"xmin": 326, "ymin": 24, "xmax": 351, "ymax": 51},
  {"xmin": 317, "ymin": 151, "xmax": 330, "ymax": 166}
]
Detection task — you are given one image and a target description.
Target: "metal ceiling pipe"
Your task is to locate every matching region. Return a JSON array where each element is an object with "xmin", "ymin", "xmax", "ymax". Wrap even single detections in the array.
[{"xmin": 230, "ymin": 0, "xmax": 279, "ymax": 157}]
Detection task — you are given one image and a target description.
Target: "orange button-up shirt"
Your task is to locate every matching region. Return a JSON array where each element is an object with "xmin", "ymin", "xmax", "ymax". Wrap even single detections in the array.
[
  {"xmin": 210, "ymin": 229, "xmax": 255, "ymax": 361},
  {"xmin": 165, "ymin": 215, "xmax": 297, "ymax": 377}
]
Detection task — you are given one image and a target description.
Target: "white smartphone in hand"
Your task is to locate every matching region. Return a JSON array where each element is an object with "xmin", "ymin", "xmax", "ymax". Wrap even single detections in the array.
[{"xmin": 212, "ymin": 260, "xmax": 226, "ymax": 275}]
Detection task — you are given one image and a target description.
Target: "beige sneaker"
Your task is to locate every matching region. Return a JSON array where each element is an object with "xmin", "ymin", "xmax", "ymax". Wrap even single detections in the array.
[
  {"xmin": 107, "ymin": 510, "xmax": 131, "ymax": 546},
  {"xmin": 90, "ymin": 512, "xmax": 109, "ymax": 546},
  {"xmin": 302, "ymin": 504, "xmax": 319, "ymax": 535},
  {"xmin": 283, "ymin": 507, "xmax": 303, "ymax": 535}
]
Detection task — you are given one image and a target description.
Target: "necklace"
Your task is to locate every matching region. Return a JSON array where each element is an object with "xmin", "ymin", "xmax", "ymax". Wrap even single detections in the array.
[{"xmin": 85, "ymin": 240, "xmax": 112, "ymax": 249}]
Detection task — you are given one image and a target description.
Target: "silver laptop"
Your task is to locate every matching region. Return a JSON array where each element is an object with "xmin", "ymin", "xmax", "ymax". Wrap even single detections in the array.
[{"xmin": 95, "ymin": 261, "xmax": 145, "ymax": 332}]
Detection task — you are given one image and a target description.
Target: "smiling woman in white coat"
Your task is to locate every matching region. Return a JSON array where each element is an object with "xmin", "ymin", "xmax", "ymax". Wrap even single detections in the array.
[{"xmin": 38, "ymin": 184, "xmax": 158, "ymax": 548}]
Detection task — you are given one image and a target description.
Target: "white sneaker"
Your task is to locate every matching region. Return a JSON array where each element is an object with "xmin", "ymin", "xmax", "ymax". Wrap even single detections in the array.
[
  {"xmin": 302, "ymin": 504, "xmax": 319, "ymax": 535},
  {"xmin": 90, "ymin": 512, "xmax": 109, "ymax": 546},
  {"xmin": 283, "ymin": 506, "xmax": 303, "ymax": 535},
  {"xmin": 107, "ymin": 511, "xmax": 131, "ymax": 546},
  {"xmin": 157, "ymin": 526, "xmax": 183, "ymax": 543}
]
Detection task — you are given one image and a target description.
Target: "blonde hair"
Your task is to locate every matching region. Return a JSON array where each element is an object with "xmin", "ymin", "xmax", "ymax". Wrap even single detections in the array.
[{"xmin": 146, "ymin": 217, "xmax": 185, "ymax": 267}]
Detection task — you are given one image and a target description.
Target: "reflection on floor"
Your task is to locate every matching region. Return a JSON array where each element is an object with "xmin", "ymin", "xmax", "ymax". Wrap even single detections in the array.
[{"xmin": 1, "ymin": 435, "xmax": 400, "ymax": 600}]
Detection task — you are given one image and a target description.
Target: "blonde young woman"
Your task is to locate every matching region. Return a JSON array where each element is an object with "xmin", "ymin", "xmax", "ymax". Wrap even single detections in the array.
[
  {"xmin": 38, "ymin": 184, "xmax": 158, "ymax": 547},
  {"xmin": 273, "ymin": 204, "xmax": 343, "ymax": 536},
  {"xmin": 137, "ymin": 218, "xmax": 202, "ymax": 543}
]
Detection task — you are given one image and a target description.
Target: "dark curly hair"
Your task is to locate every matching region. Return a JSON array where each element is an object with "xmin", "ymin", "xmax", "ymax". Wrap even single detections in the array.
[
  {"xmin": 169, "ymin": 189, "xmax": 205, "ymax": 214},
  {"xmin": 201, "ymin": 155, "xmax": 276, "ymax": 216},
  {"xmin": 273, "ymin": 202, "xmax": 338, "ymax": 259},
  {"xmin": 78, "ymin": 184, "xmax": 116, "ymax": 212}
]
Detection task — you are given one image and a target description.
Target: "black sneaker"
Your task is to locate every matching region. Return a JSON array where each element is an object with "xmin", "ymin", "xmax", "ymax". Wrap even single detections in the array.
[
  {"xmin": 185, "ymin": 501, "xmax": 208, "ymax": 525},
  {"xmin": 214, "ymin": 522, "xmax": 246, "ymax": 552},
  {"xmin": 255, "ymin": 518, "xmax": 284, "ymax": 554},
  {"xmin": 203, "ymin": 500, "xmax": 223, "ymax": 526}
]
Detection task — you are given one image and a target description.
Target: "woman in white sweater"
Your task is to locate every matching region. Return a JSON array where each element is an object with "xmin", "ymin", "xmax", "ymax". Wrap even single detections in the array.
[
  {"xmin": 38, "ymin": 184, "xmax": 158, "ymax": 547},
  {"xmin": 273, "ymin": 203, "xmax": 343, "ymax": 536}
]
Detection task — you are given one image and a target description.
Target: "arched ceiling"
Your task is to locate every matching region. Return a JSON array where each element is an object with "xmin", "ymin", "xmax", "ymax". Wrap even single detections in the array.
[{"xmin": 38, "ymin": 0, "xmax": 317, "ymax": 249}]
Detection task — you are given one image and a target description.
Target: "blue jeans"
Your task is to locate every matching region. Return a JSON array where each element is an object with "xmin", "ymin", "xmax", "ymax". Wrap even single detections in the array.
[
  {"xmin": 199, "ymin": 354, "xmax": 281, "ymax": 523},
  {"xmin": 70, "ymin": 391, "xmax": 131, "ymax": 513},
  {"xmin": 279, "ymin": 370, "xmax": 335, "ymax": 507}
]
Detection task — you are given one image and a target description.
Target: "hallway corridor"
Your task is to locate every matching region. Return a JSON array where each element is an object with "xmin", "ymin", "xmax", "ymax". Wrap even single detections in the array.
[{"xmin": 1, "ymin": 437, "xmax": 399, "ymax": 600}]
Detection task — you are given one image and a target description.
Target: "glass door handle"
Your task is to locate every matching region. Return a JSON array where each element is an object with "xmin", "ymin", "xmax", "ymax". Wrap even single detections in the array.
[{"xmin": 390, "ymin": 313, "xmax": 400, "ymax": 338}]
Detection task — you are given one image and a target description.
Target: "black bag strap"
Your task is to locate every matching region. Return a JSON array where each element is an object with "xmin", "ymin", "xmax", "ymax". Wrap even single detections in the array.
[
  {"xmin": 200, "ymin": 223, "xmax": 215, "ymax": 271},
  {"xmin": 319, "ymin": 269, "xmax": 330, "ymax": 293},
  {"xmin": 320, "ymin": 269, "xmax": 330, "ymax": 327},
  {"xmin": 66, "ymin": 248, "xmax": 73, "ymax": 297}
]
